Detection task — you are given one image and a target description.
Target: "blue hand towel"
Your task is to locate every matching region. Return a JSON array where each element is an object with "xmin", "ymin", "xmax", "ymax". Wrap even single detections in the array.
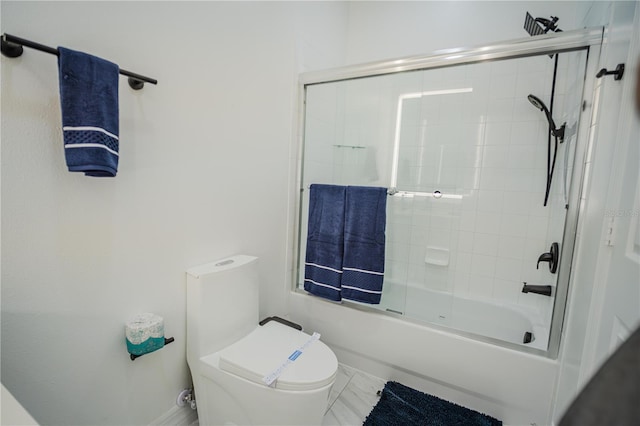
[
  {"xmin": 341, "ymin": 186, "xmax": 387, "ymax": 304},
  {"xmin": 304, "ymin": 184, "xmax": 346, "ymax": 302},
  {"xmin": 58, "ymin": 47, "xmax": 120, "ymax": 177}
]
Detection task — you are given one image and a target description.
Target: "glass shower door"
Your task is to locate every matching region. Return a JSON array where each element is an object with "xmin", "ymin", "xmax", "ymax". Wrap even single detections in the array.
[{"xmin": 298, "ymin": 47, "xmax": 589, "ymax": 352}]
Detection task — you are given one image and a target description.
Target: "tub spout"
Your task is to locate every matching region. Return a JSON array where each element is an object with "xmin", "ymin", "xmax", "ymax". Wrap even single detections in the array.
[{"xmin": 522, "ymin": 282, "xmax": 552, "ymax": 296}]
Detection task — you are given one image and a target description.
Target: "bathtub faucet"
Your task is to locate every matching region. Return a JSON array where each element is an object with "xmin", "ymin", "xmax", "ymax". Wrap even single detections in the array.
[{"xmin": 522, "ymin": 282, "xmax": 552, "ymax": 296}]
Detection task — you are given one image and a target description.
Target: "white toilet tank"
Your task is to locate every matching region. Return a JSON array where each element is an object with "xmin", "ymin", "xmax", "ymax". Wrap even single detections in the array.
[{"xmin": 186, "ymin": 255, "xmax": 259, "ymax": 362}]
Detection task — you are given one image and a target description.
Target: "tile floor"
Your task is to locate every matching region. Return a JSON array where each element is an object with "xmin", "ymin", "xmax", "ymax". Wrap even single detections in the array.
[
  {"xmin": 190, "ymin": 364, "xmax": 386, "ymax": 426},
  {"xmin": 323, "ymin": 364, "xmax": 386, "ymax": 425}
]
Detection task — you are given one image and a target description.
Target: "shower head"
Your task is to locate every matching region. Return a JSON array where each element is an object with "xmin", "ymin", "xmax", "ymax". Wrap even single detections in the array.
[
  {"xmin": 527, "ymin": 94, "xmax": 565, "ymax": 141},
  {"xmin": 524, "ymin": 12, "xmax": 562, "ymax": 37},
  {"xmin": 527, "ymin": 94, "xmax": 546, "ymax": 111},
  {"xmin": 524, "ymin": 13, "xmax": 562, "ymax": 58}
]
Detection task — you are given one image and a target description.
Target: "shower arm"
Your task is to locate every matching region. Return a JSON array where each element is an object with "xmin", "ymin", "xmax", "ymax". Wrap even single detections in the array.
[{"xmin": 534, "ymin": 16, "xmax": 561, "ymax": 33}]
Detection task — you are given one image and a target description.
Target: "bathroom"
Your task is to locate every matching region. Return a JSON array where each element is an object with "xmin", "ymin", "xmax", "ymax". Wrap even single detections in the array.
[{"xmin": 1, "ymin": 1, "xmax": 638, "ymax": 425}]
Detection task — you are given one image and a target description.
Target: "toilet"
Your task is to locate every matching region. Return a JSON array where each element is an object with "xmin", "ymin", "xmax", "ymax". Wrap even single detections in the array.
[{"xmin": 186, "ymin": 255, "xmax": 338, "ymax": 426}]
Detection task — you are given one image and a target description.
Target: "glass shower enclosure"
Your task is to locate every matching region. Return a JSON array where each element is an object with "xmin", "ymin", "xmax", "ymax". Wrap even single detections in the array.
[{"xmin": 294, "ymin": 28, "xmax": 603, "ymax": 356}]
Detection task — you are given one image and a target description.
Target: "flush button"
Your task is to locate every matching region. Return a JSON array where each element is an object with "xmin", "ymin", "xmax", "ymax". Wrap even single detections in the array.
[{"xmin": 215, "ymin": 259, "xmax": 234, "ymax": 267}]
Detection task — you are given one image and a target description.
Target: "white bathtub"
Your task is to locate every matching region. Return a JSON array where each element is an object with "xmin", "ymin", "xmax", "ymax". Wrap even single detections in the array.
[
  {"xmin": 290, "ymin": 289, "xmax": 558, "ymax": 425},
  {"xmin": 379, "ymin": 281, "xmax": 550, "ymax": 350}
]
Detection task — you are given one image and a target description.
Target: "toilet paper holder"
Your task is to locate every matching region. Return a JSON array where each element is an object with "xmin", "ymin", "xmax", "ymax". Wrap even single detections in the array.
[
  {"xmin": 130, "ymin": 337, "xmax": 175, "ymax": 361},
  {"xmin": 126, "ymin": 313, "xmax": 174, "ymax": 361}
]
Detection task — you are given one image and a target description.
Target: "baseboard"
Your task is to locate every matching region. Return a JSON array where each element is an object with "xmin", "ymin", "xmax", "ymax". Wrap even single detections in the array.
[{"xmin": 149, "ymin": 405, "xmax": 198, "ymax": 426}]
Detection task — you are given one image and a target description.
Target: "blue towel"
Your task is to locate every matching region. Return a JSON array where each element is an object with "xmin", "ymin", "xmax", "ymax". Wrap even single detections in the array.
[
  {"xmin": 304, "ymin": 184, "xmax": 346, "ymax": 302},
  {"xmin": 58, "ymin": 47, "xmax": 120, "ymax": 177},
  {"xmin": 304, "ymin": 184, "xmax": 387, "ymax": 304},
  {"xmin": 341, "ymin": 186, "xmax": 387, "ymax": 304}
]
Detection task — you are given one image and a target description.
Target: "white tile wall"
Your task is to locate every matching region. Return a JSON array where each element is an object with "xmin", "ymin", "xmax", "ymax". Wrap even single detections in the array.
[{"xmin": 300, "ymin": 50, "xmax": 588, "ymax": 348}]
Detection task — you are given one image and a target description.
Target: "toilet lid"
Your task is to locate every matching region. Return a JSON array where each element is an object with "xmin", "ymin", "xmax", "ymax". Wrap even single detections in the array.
[{"xmin": 217, "ymin": 321, "xmax": 338, "ymax": 391}]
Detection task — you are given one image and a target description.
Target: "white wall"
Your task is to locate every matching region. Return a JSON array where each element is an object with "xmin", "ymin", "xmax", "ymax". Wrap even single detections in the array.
[
  {"xmin": 344, "ymin": 1, "xmax": 585, "ymax": 65},
  {"xmin": 552, "ymin": 1, "xmax": 640, "ymax": 422},
  {"xmin": 1, "ymin": 2, "xmax": 347, "ymax": 425}
]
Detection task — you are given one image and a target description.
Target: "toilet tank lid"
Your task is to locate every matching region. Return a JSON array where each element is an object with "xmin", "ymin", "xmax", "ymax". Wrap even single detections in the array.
[
  {"xmin": 217, "ymin": 321, "xmax": 337, "ymax": 391},
  {"xmin": 186, "ymin": 255, "xmax": 258, "ymax": 278}
]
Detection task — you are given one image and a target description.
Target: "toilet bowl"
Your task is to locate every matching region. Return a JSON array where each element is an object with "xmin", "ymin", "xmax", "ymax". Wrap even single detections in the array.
[{"xmin": 186, "ymin": 255, "xmax": 338, "ymax": 426}]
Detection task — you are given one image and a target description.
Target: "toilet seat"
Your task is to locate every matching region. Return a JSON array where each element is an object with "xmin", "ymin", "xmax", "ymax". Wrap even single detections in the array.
[{"xmin": 215, "ymin": 321, "xmax": 337, "ymax": 391}]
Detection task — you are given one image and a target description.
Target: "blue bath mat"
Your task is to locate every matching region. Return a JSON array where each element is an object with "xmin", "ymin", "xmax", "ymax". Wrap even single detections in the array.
[{"xmin": 364, "ymin": 381, "xmax": 502, "ymax": 426}]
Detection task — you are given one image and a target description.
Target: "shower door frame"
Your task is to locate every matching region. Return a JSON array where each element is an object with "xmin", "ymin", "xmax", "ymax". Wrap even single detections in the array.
[{"xmin": 293, "ymin": 27, "xmax": 604, "ymax": 358}]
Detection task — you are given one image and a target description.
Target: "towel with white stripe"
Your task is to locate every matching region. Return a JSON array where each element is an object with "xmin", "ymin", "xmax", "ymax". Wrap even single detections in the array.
[
  {"xmin": 341, "ymin": 186, "xmax": 387, "ymax": 304},
  {"xmin": 58, "ymin": 47, "xmax": 120, "ymax": 177},
  {"xmin": 304, "ymin": 184, "xmax": 387, "ymax": 304}
]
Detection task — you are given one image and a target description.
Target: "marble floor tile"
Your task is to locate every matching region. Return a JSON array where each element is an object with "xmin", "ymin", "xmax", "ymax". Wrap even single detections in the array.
[
  {"xmin": 323, "ymin": 364, "xmax": 386, "ymax": 426},
  {"xmin": 190, "ymin": 363, "xmax": 385, "ymax": 426},
  {"xmin": 327, "ymin": 363, "xmax": 358, "ymax": 409}
]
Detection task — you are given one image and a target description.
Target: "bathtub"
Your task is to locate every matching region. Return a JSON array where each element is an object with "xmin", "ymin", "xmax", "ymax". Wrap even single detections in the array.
[
  {"xmin": 379, "ymin": 281, "xmax": 550, "ymax": 351},
  {"xmin": 289, "ymin": 288, "xmax": 558, "ymax": 425}
]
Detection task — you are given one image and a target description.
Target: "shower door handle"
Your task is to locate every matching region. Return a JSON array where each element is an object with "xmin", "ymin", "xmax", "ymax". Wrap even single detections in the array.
[{"xmin": 537, "ymin": 242, "xmax": 559, "ymax": 274}]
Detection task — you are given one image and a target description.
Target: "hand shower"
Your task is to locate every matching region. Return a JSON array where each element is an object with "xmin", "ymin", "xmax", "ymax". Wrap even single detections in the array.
[
  {"xmin": 527, "ymin": 94, "xmax": 565, "ymax": 141},
  {"xmin": 528, "ymin": 94, "xmax": 566, "ymax": 206}
]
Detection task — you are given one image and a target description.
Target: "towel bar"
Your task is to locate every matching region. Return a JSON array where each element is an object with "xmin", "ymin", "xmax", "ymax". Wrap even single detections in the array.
[
  {"xmin": 1, "ymin": 33, "xmax": 157, "ymax": 90},
  {"xmin": 596, "ymin": 63, "xmax": 625, "ymax": 81}
]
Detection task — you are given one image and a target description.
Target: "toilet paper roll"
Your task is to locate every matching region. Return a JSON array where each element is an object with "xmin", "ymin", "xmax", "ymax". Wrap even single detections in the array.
[{"xmin": 125, "ymin": 313, "xmax": 165, "ymax": 356}]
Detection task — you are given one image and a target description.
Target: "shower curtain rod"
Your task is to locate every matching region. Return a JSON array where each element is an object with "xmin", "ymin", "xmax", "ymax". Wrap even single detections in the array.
[{"xmin": 1, "ymin": 33, "xmax": 157, "ymax": 90}]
